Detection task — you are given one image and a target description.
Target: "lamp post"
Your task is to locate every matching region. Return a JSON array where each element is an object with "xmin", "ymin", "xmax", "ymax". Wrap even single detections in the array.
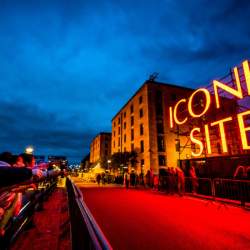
[
  {"xmin": 107, "ymin": 159, "xmax": 111, "ymax": 172},
  {"xmin": 25, "ymin": 146, "xmax": 34, "ymax": 155}
]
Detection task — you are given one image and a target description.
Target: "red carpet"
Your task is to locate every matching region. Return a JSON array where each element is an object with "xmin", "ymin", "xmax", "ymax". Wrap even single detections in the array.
[{"xmin": 80, "ymin": 187, "xmax": 250, "ymax": 250}]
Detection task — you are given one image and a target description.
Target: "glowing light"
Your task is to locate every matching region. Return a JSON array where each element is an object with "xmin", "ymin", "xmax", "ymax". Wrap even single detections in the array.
[
  {"xmin": 173, "ymin": 99, "xmax": 187, "ymax": 125},
  {"xmin": 188, "ymin": 88, "xmax": 211, "ymax": 117},
  {"xmin": 213, "ymin": 68, "xmax": 243, "ymax": 109},
  {"xmin": 211, "ymin": 117, "xmax": 232, "ymax": 153},
  {"xmin": 242, "ymin": 60, "xmax": 250, "ymax": 95},
  {"xmin": 190, "ymin": 127, "xmax": 203, "ymax": 157},
  {"xmin": 237, "ymin": 110, "xmax": 250, "ymax": 150},
  {"xmin": 204, "ymin": 124, "xmax": 212, "ymax": 154},
  {"xmin": 169, "ymin": 106, "xmax": 174, "ymax": 128},
  {"xmin": 25, "ymin": 146, "xmax": 34, "ymax": 154}
]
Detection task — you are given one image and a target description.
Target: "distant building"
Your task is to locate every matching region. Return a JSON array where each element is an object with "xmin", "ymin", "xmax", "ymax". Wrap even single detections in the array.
[
  {"xmin": 90, "ymin": 132, "xmax": 111, "ymax": 166},
  {"xmin": 111, "ymin": 75, "xmax": 246, "ymax": 177},
  {"xmin": 34, "ymin": 155, "xmax": 46, "ymax": 164},
  {"xmin": 48, "ymin": 155, "xmax": 68, "ymax": 168}
]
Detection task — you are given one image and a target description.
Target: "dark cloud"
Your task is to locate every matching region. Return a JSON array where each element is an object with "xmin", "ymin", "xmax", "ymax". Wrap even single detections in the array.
[{"xmin": 0, "ymin": 99, "xmax": 96, "ymax": 162}]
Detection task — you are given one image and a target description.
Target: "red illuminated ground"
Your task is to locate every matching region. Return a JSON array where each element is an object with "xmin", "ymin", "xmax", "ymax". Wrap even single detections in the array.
[{"xmin": 80, "ymin": 186, "xmax": 250, "ymax": 250}]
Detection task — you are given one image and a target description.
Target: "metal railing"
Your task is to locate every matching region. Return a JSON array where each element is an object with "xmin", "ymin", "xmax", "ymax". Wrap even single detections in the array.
[
  {"xmin": 213, "ymin": 178, "xmax": 250, "ymax": 206},
  {"xmin": 0, "ymin": 177, "xmax": 58, "ymax": 249},
  {"xmin": 66, "ymin": 177, "xmax": 113, "ymax": 250},
  {"xmin": 158, "ymin": 176, "xmax": 250, "ymax": 208}
]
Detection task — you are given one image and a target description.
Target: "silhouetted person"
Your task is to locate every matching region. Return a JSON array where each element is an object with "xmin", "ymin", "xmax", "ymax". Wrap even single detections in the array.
[
  {"xmin": 96, "ymin": 174, "xmax": 101, "ymax": 185},
  {"xmin": 124, "ymin": 171, "xmax": 130, "ymax": 189}
]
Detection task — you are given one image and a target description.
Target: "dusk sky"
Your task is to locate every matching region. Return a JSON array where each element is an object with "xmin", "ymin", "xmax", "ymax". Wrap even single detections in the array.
[{"xmin": 0, "ymin": 0, "xmax": 250, "ymax": 163}]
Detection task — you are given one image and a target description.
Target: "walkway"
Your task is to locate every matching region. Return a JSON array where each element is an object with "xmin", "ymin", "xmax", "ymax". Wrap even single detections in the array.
[{"xmin": 80, "ymin": 186, "xmax": 250, "ymax": 250}]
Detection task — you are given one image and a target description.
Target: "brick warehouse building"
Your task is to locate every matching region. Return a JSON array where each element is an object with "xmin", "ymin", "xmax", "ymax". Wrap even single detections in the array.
[
  {"xmin": 90, "ymin": 132, "xmax": 111, "ymax": 166},
  {"xmin": 111, "ymin": 80, "xmax": 193, "ymax": 175},
  {"xmin": 111, "ymin": 78, "xmax": 246, "ymax": 177}
]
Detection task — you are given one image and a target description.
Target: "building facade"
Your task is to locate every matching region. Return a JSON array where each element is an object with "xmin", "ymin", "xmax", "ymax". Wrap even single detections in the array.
[
  {"xmin": 111, "ymin": 80, "xmax": 193, "ymax": 175},
  {"xmin": 90, "ymin": 132, "xmax": 111, "ymax": 165}
]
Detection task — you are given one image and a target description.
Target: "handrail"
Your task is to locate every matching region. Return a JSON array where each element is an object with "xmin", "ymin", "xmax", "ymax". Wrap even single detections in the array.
[{"xmin": 66, "ymin": 177, "xmax": 113, "ymax": 250}]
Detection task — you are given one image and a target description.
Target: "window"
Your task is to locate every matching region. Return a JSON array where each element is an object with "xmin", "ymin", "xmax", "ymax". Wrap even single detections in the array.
[
  {"xmin": 113, "ymin": 130, "xmax": 116, "ymax": 137},
  {"xmin": 157, "ymin": 122, "xmax": 164, "ymax": 134},
  {"xmin": 124, "ymin": 147, "xmax": 126, "ymax": 152},
  {"xmin": 141, "ymin": 159, "xmax": 144, "ymax": 167},
  {"xmin": 130, "ymin": 104, "xmax": 134, "ymax": 114},
  {"xmin": 139, "ymin": 96, "xmax": 143, "ymax": 104},
  {"xmin": 118, "ymin": 138, "xmax": 120, "ymax": 146},
  {"xmin": 118, "ymin": 127, "xmax": 121, "ymax": 135},
  {"xmin": 156, "ymin": 103, "xmax": 163, "ymax": 116},
  {"xmin": 131, "ymin": 116, "xmax": 134, "ymax": 126},
  {"xmin": 158, "ymin": 155, "xmax": 166, "ymax": 166},
  {"xmin": 114, "ymin": 121, "xmax": 116, "ymax": 127},
  {"xmin": 171, "ymin": 93, "xmax": 177, "ymax": 101},
  {"xmin": 140, "ymin": 140, "xmax": 144, "ymax": 153},
  {"xmin": 113, "ymin": 141, "xmax": 115, "ymax": 147},
  {"xmin": 124, "ymin": 122, "xmax": 126, "ymax": 129},
  {"xmin": 105, "ymin": 150, "xmax": 108, "ymax": 155},
  {"xmin": 124, "ymin": 134, "xmax": 126, "ymax": 142},
  {"xmin": 131, "ymin": 129, "xmax": 134, "ymax": 141},
  {"xmin": 124, "ymin": 112, "xmax": 126, "ymax": 118},
  {"xmin": 131, "ymin": 143, "xmax": 134, "ymax": 151},
  {"xmin": 118, "ymin": 117, "xmax": 121, "ymax": 125},
  {"xmin": 140, "ymin": 124, "xmax": 144, "ymax": 135},
  {"xmin": 139, "ymin": 108, "xmax": 143, "ymax": 118},
  {"xmin": 157, "ymin": 136, "xmax": 165, "ymax": 152}
]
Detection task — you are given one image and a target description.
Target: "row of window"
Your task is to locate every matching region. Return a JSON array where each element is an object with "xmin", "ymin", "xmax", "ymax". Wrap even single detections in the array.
[
  {"xmin": 113, "ymin": 140, "xmax": 144, "ymax": 153},
  {"xmin": 114, "ymin": 105, "xmax": 144, "ymax": 128},
  {"xmin": 113, "ymin": 123, "xmax": 144, "ymax": 137}
]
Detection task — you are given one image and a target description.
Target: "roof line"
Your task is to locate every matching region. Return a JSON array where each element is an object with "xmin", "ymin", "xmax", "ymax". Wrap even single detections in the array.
[{"xmin": 111, "ymin": 80, "xmax": 194, "ymax": 121}]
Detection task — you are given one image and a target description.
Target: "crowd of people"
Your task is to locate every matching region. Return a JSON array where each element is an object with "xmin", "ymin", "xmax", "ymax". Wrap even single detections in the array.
[
  {"xmin": 120, "ymin": 165, "xmax": 198, "ymax": 197},
  {"xmin": 0, "ymin": 151, "xmax": 61, "ymax": 238}
]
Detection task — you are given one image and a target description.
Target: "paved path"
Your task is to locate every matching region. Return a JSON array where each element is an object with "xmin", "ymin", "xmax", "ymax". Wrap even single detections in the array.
[{"xmin": 80, "ymin": 186, "xmax": 250, "ymax": 250}]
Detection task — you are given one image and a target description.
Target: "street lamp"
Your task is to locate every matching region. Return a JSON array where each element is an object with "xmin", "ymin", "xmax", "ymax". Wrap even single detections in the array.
[
  {"xmin": 107, "ymin": 159, "xmax": 111, "ymax": 172},
  {"xmin": 25, "ymin": 146, "xmax": 34, "ymax": 155}
]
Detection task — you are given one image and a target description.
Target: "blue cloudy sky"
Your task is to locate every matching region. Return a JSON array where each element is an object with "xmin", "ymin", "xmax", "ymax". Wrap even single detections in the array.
[{"xmin": 0, "ymin": 0, "xmax": 249, "ymax": 163}]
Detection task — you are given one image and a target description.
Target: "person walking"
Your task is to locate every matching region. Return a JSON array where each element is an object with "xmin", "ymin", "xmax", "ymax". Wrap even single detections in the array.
[
  {"xmin": 96, "ymin": 174, "xmax": 101, "ymax": 185},
  {"xmin": 124, "ymin": 171, "xmax": 130, "ymax": 189},
  {"xmin": 176, "ymin": 167, "xmax": 185, "ymax": 196},
  {"xmin": 189, "ymin": 165, "xmax": 198, "ymax": 194}
]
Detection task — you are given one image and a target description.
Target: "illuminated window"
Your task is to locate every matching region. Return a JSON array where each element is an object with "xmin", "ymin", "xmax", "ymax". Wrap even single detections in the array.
[{"xmin": 158, "ymin": 155, "xmax": 166, "ymax": 166}]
